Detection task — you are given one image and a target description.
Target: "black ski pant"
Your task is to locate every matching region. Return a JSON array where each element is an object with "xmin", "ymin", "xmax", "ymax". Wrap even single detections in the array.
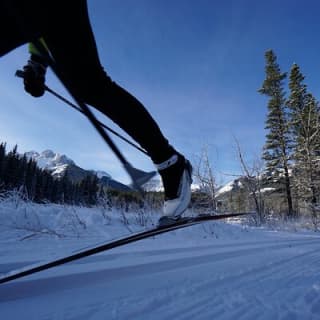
[{"xmin": 0, "ymin": 0, "xmax": 176, "ymax": 164}]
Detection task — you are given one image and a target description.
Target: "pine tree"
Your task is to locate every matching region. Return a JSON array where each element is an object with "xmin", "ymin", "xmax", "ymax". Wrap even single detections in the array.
[
  {"xmin": 79, "ymin": 175, "xmax": 98, "ymax": 206},
  {"xmin": 0, "ymin": 143, "xmax": 6, "ymax": 186},
  {"xmin": 3, "ymin": 145, "xmax": 21, "ymax": 189},
  {"xmin": 89, "ymin": 175, "xmax": 99, "ymax": 206},
  {"xmin": 287, "ymin": 63, "xmax": 320, "ymax": 215},
  {"xmin": 41, "ymin": 170, "xmax": 52, "ymax": 202},
  {"xmin": 25, "ymin": 158, "xmax": 37, "ymax": 200},
  {"xmin": 259, "ymin": 50, "xmax": 295, "ymax": 217}
]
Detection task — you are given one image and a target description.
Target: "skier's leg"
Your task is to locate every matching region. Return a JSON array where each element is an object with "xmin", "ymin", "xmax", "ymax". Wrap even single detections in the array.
[
  {"xmin": 43, "ymin": 1, "xmax": 192, "ymax": 217},
  {"xmin": 42, "ymin": 1, "xmax": 173, "ymax": 163}
]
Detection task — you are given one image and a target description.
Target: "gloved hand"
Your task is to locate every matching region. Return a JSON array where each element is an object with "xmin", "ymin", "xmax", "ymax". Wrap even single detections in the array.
[{"xmin": 23, "ymin": 58, "xmax": 47, "ymax": 97}]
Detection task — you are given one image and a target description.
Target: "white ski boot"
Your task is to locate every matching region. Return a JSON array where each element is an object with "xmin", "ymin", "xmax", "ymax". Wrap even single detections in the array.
[{"xmin": 156, "ymin": 154, "xmax": 192, "ymax": 226}]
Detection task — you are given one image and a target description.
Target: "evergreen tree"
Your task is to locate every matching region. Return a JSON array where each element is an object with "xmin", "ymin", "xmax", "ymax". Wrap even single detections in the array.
[
  {"xmin": 41, "ymin": 170, "xmax": 53, "ymax": 202},
  {"xmin": 25, "ymin": 158, "xmax": 37, "ymax": 200},
  {"xmin": 79, "ymin": 175, "xmax": 98, "ymax": 206},
  {"xmin": 0, "ymin": 143, "xmax": 6, "ymax": 186},
  {"xmin": 259, "ymin": 50, "xmax": 295, "ymax": 217},
  {"xmin": 287, "ymin": 63, "xmax": 320, "ymax": 214},
  {"xmin": 60, "ymin": 172, "xmax": 77, "ymax": 205},
  {"xmin": 3, "ymin": 145, "xmax": 21, "ymax": 189},
  {"xmin": 89, "ymin": 175, "xmax": 99, "ymax": 206},
  {"xmin": 18, "ymin": 154, "xmax": 28, "ymax": 187}
]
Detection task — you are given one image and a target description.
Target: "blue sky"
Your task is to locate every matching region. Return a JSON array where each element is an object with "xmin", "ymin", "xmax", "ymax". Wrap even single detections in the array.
[{"xmin": 1, "ymin": 0, "xmax": 320, "ymax": 185}]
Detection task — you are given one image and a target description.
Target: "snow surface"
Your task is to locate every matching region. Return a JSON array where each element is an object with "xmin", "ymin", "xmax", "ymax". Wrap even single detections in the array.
[
  {"xmin": 0, "ymin": 199, "xmax": 319, "ymax": 320},
  {"xmin": 260, "ymin": 187, "xmax": 277, "ymax": 193}
]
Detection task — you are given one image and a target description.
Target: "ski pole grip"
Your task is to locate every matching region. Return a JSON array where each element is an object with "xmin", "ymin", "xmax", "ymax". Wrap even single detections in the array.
[{"xmin": 15, "ymin": 70, "xmax": 25, "ymax": 78}]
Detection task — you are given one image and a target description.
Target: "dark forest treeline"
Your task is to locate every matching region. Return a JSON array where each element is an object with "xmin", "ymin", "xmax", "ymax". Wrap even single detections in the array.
[{"xmin": 0, "ymin": 143, "xmax": 99, "ymax": 206}]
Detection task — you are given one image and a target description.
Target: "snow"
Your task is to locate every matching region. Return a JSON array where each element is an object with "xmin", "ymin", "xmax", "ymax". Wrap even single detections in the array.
[
  {"xmin": 260, "ymin": 187, "xmax": 276, "ymax": 193},
  {"xmin": 24, "ymin": 149, "xmax": 76, "ymax": 179},
  {"xmin": 0, "ymin": 199, "xmax": 319, "ymax": 320},
  {"xmin": 95, "ymin": 170, "xmax": 112, "ymax": 179},
  {"xmin": 216, "ymin": 180, "xmax": 236, "ymax": 197},
  {"xmin": 26, "ymin": 149, "xmax": 76, "ymax": 171}
]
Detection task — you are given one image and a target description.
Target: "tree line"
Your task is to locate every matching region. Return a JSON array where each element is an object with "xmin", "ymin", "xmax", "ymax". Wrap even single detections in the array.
[
  {"xmin": 0, "ymin": 143, "xmax": 99, "ymax": 206},
  {"xmin": 259, "ymin": 50, "xmax": 320, "ymax": 219}
]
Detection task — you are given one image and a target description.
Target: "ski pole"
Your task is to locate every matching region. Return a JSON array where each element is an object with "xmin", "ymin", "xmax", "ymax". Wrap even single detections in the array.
[{"xmin": 15, "ymin": 70, "xmax": 148, "ymax": 156}]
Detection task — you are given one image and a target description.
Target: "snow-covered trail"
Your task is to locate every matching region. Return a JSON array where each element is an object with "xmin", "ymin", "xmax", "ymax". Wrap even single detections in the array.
[{"xmin": 1, "ymin": 230, "xmax": 319, "ymax": 320}]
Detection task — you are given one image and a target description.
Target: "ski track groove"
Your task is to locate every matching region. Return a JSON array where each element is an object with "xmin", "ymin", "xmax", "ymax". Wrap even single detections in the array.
[
  {"xmin": 57, "ymin": 237, "xmax": 319, "ymax": 320},
  {"xmin": 119, "ymin": 238, "xmax": 320, "ymax": 320},
  {"xmin": 1, "ymin": 235, "xmax": 320, "ymax": 319},
  {"xmin": 204, "ymin": 248, "xmax": 318, "ymax": 319},
  {"xmin": 197, "ymin": 248, "xmax": 319, "ymax": 316},
  {"xmin": 1, "ymin": 238, "xmax": 317, "ymax": 301},
  {"xmin": 164, "ymin": 295, "xmax": 216, "ymax": 320},
  {"xmin": 2, "ymin": 237, "xmax": 314, "ymax": 269}
]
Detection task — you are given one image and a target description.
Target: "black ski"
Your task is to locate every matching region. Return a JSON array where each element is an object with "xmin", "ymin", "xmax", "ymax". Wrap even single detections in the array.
[{"xmin": 0, "ymin": 212, "xmax": 250, "ymax": 284}]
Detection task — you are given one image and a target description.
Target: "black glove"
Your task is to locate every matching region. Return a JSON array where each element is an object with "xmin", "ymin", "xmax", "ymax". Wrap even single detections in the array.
[{"xmin": 23, "ymin": 57, "xmax": 47, "ymax": 97}]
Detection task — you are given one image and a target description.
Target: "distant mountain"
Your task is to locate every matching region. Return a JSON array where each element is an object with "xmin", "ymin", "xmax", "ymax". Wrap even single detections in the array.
[
  {"xmin": 215, "ymin": 179, "xmax": 244, "ymax": 198},
  {"xmin": 25, "ymin": 150, "xmax": 131, "ymax": 191},
  {"xmin": 25, "ymin": 150, "xmax": 75, "ymax": 178},
  {"xmin": 215, "ymin": 176, "xmax": 277, "ymax": 199}
]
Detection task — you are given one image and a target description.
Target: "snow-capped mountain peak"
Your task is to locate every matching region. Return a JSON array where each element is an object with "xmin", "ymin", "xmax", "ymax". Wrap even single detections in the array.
[
  {"xmin": 24, "ymin": 149, "xmax": 131, "ymax": 191},
  {"xmin": 22, "ymin": 148, "xmax": 160, "ymax": 191},
  {"xmin": 215, "ymin": 179, "xmax": 243, "ymax": 197},
  {"xmin": 26, "ymin": 149, "xmax": 75, "ymax": 173}
]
